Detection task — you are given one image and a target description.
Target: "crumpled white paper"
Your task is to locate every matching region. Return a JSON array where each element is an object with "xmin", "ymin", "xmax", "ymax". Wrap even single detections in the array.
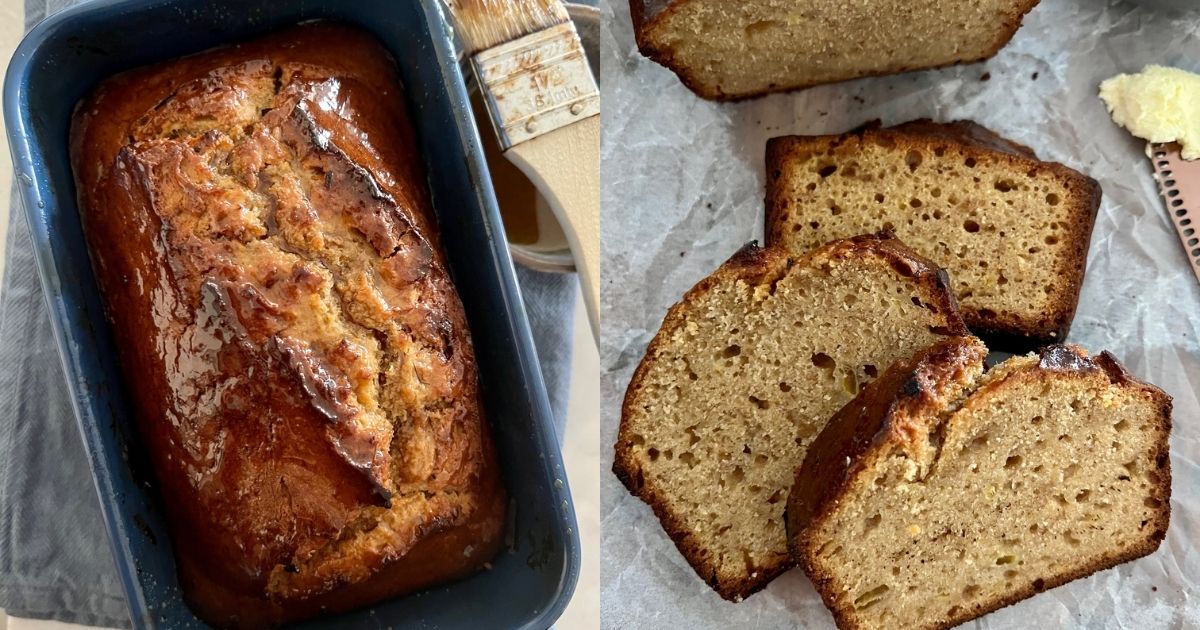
[{"xmin": 600, "ymin": 0, "xmax": 1200, "ymax": 627}]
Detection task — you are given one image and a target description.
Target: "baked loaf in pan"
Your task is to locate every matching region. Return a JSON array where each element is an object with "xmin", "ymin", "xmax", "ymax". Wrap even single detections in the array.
[
  {"xmin": 767, "ymin": 120, "xmax": 1102, "ymax": 348},
  {"xmin": 70, "ymin": 23, "xmax": 504, "ymax": 627},
  {"xmin": 629, "ymin": 0, "xmax": 1040, "ymax": 101},
  {"xmin": 788, "ymin": 337, "xmax": 1171, "ymax": 630},
  {"xmin": 614, "ymin": 234, "xmax": 968, "ymax": 600}
]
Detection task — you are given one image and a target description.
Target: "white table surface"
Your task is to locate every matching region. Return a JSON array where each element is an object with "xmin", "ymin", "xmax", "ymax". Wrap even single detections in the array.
[{"xmin": 0, "ymin": 0, "xmax": 600, "ymax": 627}]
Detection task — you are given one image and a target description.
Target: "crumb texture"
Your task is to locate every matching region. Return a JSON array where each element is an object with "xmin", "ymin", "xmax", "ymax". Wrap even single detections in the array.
[
  {"xmin": 794, "ymin": 341, "xmax": 1171, "ymax": 630},
  {"xmin": 70, "ymin": 23, "xmax": 504, "ymax": 626},
  {"xmin": 633, "ymin": 0, "xmax": 1039, "ymax": 99},
  {"xmin": 615, "ymin": 236, "xmax": 967, "ymax": 599},
  {"xmin": 767, "ymin": 121, "xmax": 1100, "ymax": 343}
]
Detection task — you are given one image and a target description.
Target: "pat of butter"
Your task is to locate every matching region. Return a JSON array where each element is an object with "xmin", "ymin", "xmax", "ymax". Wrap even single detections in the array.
[{"xmin": 1099, "ymin": 65, "xmax": 1200, "ymax": 160}]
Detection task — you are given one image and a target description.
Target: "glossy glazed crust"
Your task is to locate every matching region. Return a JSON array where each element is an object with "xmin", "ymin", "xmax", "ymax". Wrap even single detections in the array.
[
  {"xmin": 70, "ymin": 23, "xmax": 503, "ymax": 628},
  {"xmin": 613, "ymin": 234, "xmax": 970, "ymax": 601},
  {"xmin": 789, "ymin": 342, "xmax": 1172, "ymax": 630},
  {"xmin": 628, "ymin": 1, "xmax": 1040, "ymax": 101},
  {"xmin": 765, "ymin": 119, "xmax": 1103, "ymax": 348}
]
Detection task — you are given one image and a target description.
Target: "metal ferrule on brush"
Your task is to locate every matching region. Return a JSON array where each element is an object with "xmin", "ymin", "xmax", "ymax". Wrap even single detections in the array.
[{"xmin": 471, "ymin": 21, "xmax": 599, "ymax": 149}]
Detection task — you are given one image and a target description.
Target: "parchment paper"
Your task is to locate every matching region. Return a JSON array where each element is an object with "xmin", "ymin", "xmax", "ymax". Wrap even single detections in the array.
[{"xmin": 599, "ymin": 0, "xmax": 1200, "ymax": 627}]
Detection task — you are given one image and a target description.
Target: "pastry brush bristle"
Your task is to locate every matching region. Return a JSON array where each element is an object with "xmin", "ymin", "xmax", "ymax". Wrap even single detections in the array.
[{"xmin": 449, "ymin": 0, "xmax": 570, "ymax": 54}]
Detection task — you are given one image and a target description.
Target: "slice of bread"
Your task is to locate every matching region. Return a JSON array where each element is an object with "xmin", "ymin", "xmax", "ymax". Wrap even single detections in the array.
[
  {"xmin": 788, "ymin": 337, "xmax": 1172, "ymax": 630},
  {"xmin": 614, "ymin": 234, "xmax": 969, "ymax": 600},
  {"xmin": 629, "ymin": 0, "xmax": 1040, "ymax": 101},
  {"xmin": 766, "ymin": 120, "xmax": 1102, "ymax": 348}
]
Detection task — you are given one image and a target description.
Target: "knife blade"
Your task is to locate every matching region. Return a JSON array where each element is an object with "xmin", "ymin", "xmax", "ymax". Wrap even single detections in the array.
[{"xmin": 1147, "ymin": 142, "xmax": 1200, "ymax": 285}]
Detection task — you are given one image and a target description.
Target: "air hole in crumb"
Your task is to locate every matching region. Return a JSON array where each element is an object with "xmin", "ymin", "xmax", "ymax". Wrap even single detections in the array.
[
  {"xmin": 1065, "ymin": 531, "xmax": 1082, "ymax": 546},
  {"xmin": 854, "ymin": 585, "xmax": 890, "ymax": 610},
  {"xmin": 721, "ymin": 345, "xmax": 742, "ymax": 358},
  {"xmin": 818, "ymin": 164, "xmax": 838, "ymax": 177},
  {"xmin": 749, "ymin": 484, "xmax": 762, "ymax": 494},
  {"xmin": 1064, "ymin": 463, "xmax": 1079, "ymax": 478},
  {"xmin": 811, "ymin": 352, "xmax": 836, "ymax": 370},
  {"xmin": 680, "ymin": 452, "xmax": 697, "ymax": 468},
  {"xmin": 864, "ymin": 365, "xmax": 879, "ymax": 378},
  {"xmin": 1004, "ymin": 569, "xmax": 1019, "ymax": 579},
  {"xmin": 1033, "ymin": 578, "xmax": 1046, "ymax": 591},
  {"xmin": 1076, "ymin": 489, "xmax": 1091, "ymax": 503},
  {"xmin": 865, "ymin": 514, "xmax": 882, "ymax": 531},
  {"xmin": 845, "ymin": 293, "xmax": 858, "ymax": 305},
  {"xmin": 663, "ymin": 449, "xmax": 673, "ymax": 460},
  {"xmin": 731, "ymin": 466, "xmax": 745, "ymax": 482},
  {"xmin": 1005, "ymin": 455, "xmax": 1023, "ymax": 469},
  {"xmin": 994, "ymin": 179, "xmax": 1016, "ymax": 192},
  {"xmin": 743, "ymin": 444, "xmax": 752, "ymax": 455},
  {"xmin": 947, "ymin": 605, "xmax": 962, "ymax": 618},
  {"xmin": 767, "ymin": 489, "xmax": 785, "ymax": 504},
  {"xmin": 1046, "ymin": 193, "xmax": 1060, "ymax": 205},
  {"xmin": 1114, "ymin": 419, "xmax": 1131, "ymax": 432},
  {"xmin": 911, "ymin": 198, "xmax": 923, "ymax": 208},
  {"xmin": 882, "ymin": 221, "xmax": 895, "ymax": 232},
  {"xmin": 996, "ymin": 555, "xmax": 1017, "ymax": 565},
  {"xmin": 931, "ymin": 187, "xmax": 942, "ymax": 198},
  {"xmin": 1029, "ymin": 523, "xmax": 1039, "ymax": 533},
  {"xmin": 749, "ymin": 395, "xmax": 770, "ymax": 410},
  {"xmin": 754, "ymin": 454, "xmax": 769, "ymax": 466},
  {"xmin": 964, "ymin": 220, "xmax": 981, "ymax": 233},
  {"xmin": 965, "ymin": 157, "xmax": 977, "ymax": 168},
  {"xmin": 1032, "ymin": 415, "xmax": 1043, "ymax": 425},
  {"xmin": 1046, "ymin": 235, "xmax": 1060, "ymax": 245},
  {"xmin": 968, "ymin": 434, "xmax": 990, "ymax": 450},
  {"xmin": 647, "ymin": 448, "xmax": 660, "ymax": 461},
  {"xmin": 905, "ymin": 150, "xmax": 923, "ymax": 171},
  {"xmin": 1144, "ymin": 497, "xmax": 1162, "ymax": 508}
]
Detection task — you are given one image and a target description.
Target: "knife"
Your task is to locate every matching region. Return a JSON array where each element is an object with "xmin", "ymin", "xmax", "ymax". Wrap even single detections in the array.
[{"xmin": 1148, "ymin": 142, "xmax": 1200, "ymax": 285}]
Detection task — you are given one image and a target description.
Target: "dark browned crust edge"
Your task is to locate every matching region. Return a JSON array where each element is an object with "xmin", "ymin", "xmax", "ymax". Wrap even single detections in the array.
[
  {"xmin": 790, "ymin": 343, "xmax": 1172, "ymax": 630},
  {"xmin": 613, "ymin": 233, "xmax": 969, "ymax": 601},
  {"xmin": 764, "ymin": 119, "xmax": 1103, "ymax": 350},
  {"xmin": 629, "ymin": 1, "xmax": 1041, "ymax": 101}
]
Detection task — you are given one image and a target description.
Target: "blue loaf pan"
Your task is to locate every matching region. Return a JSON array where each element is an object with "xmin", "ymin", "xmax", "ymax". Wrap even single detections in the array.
[{"xmin": 3, "ymin": 0, "xmax": 580, "ymax": 627}]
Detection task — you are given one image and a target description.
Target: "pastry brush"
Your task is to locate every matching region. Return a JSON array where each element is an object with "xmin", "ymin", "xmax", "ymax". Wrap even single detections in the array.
[{"xmin": 447, "ymin": 0, "xmax": 600, "ymax": 341}]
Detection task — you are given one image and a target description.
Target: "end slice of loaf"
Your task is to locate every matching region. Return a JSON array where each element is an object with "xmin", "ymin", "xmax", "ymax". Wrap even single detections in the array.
[
  {"xmin": 630, "ymin": 0, "xmax": 1040, "ymax": 101},
  {"xmin": 767, "ymin": 120, "xmax": 1102, "ymax": 348},
  {"xmin": 789, "ymin": 338, "xmax": 1171, "ymax": 630},
  {"xmin": 614, "ymin": 234, "xmax": 969, "ymax": 600}
]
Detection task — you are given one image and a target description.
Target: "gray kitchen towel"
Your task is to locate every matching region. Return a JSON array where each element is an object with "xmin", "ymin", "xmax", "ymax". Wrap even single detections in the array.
[{"xmin": 0, "ymin": 1, "xmax": 579, "ymax": 625}]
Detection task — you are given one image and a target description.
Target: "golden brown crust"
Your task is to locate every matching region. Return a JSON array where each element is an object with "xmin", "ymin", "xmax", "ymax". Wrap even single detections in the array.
[
  {"xmin": 628, "ymin": 1, "xmax": 1041, "ymax": 101},
  {"xmin": 613, "ymin": 233, "xmax": 969, "ymax": 601},
  {"xmin": 70, "ymin": 23, "xmax": 503, "ymax": 627},
  {"xmin": 790, "ymin": 343, "xmax": 1172, "ymax": 630},
  {"xmin": 765, "ymin": 120, "xmax": 1102, "ymax": 348}
]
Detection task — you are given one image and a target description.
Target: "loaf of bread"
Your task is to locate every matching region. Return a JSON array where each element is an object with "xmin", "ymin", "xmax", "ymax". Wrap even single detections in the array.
[
  {"xmin": 767, "ymin": 120, "xmax": 1102, "ymax": 347},
  {"xmin": 629, "ymin": 0, "xmax": 1040, "ymax": 100},
  {"xmin": 69, "ymin": 23, "xmax": 504, "ymax": 627},
  {"xmin": 788, "ymin": 337, "xmax": 1171, "ymax": 630},
  {"xmin": 614, "ymin": 234, "xmax": 969, "ymax": 600}
]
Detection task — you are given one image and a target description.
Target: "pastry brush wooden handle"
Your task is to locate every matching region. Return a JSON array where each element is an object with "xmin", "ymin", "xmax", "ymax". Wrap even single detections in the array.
[{"xmin": 505, "ymin": 114, "xmax": 600, "ymax": 343}]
